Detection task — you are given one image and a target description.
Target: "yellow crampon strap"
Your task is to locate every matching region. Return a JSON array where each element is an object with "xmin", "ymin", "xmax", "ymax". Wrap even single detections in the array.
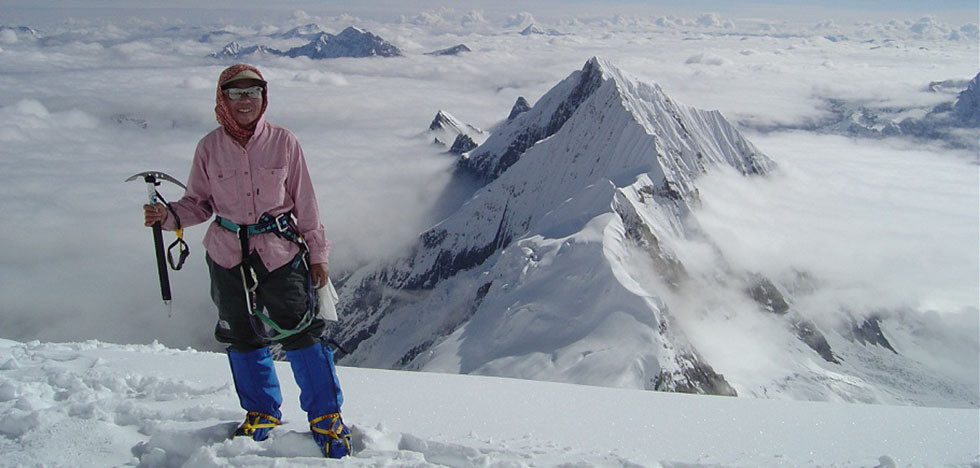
[
  {"xmin": 311, "ymin": 413, "xmax": 351, "ymax": 447},
  {"xmin": 238, "ymin": 412, "xmax": 281, "ymax": 436}
]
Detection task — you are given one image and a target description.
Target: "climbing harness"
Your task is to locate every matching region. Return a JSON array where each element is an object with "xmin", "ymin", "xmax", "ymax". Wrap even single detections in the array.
[{"xmin": 215, "ymin": 212, "xmax": 318, "ymax": 341}]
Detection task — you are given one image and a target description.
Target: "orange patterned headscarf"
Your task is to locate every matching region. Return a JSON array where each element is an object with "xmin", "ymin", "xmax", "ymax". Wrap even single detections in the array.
[{"xmin": 215, "ymin": 64, "xmax": 268, "ymax": 145}]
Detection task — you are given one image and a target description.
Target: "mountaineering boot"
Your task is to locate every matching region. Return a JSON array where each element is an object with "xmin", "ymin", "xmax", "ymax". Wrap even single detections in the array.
[
  {"xmin": 286, "ymin": 342, "xmax": 352, "ymax": 458},
  {"xmin": 227, "ymin": 347, "xmax": 283, "ymax": 441}
]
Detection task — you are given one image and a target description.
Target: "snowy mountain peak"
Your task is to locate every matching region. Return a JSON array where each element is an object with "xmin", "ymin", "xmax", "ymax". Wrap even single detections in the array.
[
  {"xmin": 519, "ymin": 23, "xmax": 566, "ymax": 36},
  {"xmin": 507, "ymin": 96, "xmax": 531, "ymax": 121},
  {"xmin": 334, "ymin": 57, "xmax": 774, "ymax": 396},
  {"xmin": 426, "ymin": 44, "xmax": 471, "ymax": 56},
  {"xmin": 427, "ymin": 110, "xmax": 486, "ymax": 153},
  {"xmin": 216, "ymin": 41, "xmax": 241, "ymax": 56},
  {"xmin": 210, "ymin": 41, "xmax": 279, "ymax": 59},
  {"xmin": 952, "ymin": 71, "xmax": 980, "ymax": 125},
  {"xmin": 327, "ymin": 26, "xmax": 401, "ymax": 58},
  {"xmin": 339, "ymin": 25, "xmax": 367, "ymax": 36},
  {"xmin": 520, "ymin": 24, "xmax": 545, "ymax": 35},
  {"xmin": 282, "ymin": 27, "xmax": 402, "ymax": 59},
  {"xmin": 462, "ymin": 56, "xmax": 770, "ymax": 185},
  {"xmin": 385, "ymin": 54, "xmax": 771, "ymax": 291},
  {"xmin": 429, "ymin": 110, "xmax": 465, "ymax": 132}
]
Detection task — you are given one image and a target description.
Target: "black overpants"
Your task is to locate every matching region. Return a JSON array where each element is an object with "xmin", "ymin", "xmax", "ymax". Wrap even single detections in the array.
[{"xmin": 207, "ymin": 251, "xmax": 325, "ymax": 352}]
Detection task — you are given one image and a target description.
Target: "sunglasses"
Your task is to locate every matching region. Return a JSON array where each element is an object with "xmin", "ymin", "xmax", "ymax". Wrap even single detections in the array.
[{"xmin": 223, "ymin": 86, "xmax": 264, "ymax": 100}]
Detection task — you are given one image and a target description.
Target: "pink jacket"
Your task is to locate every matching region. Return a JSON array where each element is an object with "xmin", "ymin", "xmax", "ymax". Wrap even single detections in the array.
[{"xmin": 162, "ymin": 118, "xmax": 330, "ymax": 272}]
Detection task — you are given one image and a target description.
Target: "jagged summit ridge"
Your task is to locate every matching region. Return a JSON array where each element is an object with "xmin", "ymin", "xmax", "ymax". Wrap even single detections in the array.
[{"xmin": 463, "ymin": 56, "xmax": 770, "ymax": 186}]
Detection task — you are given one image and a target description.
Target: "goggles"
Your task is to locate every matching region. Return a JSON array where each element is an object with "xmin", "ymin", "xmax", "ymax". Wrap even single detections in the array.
[{"xmin": 223, "ymin": 86, "xmax": 264, "ymax": 100}]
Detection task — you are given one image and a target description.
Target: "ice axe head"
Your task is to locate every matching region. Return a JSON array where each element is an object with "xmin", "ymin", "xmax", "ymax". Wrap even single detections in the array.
[
  {"xmin": 126, "ymin": 171, "xmax": 187, "ymax": 205},
  {"xmin": 125, "ymin": 171, "xmax": 187, "ymax": 190}
]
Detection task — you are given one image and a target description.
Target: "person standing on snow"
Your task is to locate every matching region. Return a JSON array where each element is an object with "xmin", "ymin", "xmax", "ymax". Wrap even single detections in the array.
[{"xmin": 142, "ymin": 64, "xmax": 352, "ymax": 458}]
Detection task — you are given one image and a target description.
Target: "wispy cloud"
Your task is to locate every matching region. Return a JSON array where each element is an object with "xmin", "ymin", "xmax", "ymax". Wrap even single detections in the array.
[{"xmin": 693, "ymin": 131, "xmax": 979, "ymax": 314}]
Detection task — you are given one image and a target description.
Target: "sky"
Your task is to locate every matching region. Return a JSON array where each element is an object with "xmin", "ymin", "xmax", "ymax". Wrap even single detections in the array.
[
  {"xmin": 1, "ymin": 0, "xmax": 978, "ymax": 25},
  {"xmin": 0, "ymin": 0, "xmax": 976, "ymax": 370}
]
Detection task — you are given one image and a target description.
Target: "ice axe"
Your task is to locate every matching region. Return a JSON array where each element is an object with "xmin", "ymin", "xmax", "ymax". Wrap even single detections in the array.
[{"xmin": 126, "ymin": 171, "xmax": 187, "ymax": 304}]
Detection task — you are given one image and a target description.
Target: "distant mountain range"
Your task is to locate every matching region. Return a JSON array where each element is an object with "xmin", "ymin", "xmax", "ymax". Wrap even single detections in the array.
[
  {"xmin": 211, "ymin": 27, "xmax": 476, "ymax": 60},
  {"xmin": 767, "ymin": 71, "xmax": 980, "ymax": 152},
  {"xmin": 211, "ymin": 26, "xmax": 402, "ymax": 60}
]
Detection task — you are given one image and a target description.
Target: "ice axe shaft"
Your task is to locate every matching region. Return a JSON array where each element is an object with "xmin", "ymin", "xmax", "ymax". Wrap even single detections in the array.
[{"xmin": 126, "ymin": 171, "xmax": 187, "ymax": 304}]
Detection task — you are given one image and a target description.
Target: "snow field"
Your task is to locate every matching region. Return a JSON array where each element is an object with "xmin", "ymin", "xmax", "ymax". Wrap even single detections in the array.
[{"xmin": 1, "ymin": 339, "xmax": 977, "ymax": 467}]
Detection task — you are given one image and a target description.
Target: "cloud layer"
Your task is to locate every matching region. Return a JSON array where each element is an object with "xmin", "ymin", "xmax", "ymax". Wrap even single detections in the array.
[{"xmin": 0, "ymin": 6, "xmax": 976, "ymax": 352}]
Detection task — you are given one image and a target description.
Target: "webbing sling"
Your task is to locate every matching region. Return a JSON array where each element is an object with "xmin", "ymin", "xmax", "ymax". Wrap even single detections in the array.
[
  {"xmin": 154, "ymin": 190, "xmax": 190, "ymax": 271},
  {"xmin": 216, "ymin": 212, "xmax": 317, "ymax": 341}
]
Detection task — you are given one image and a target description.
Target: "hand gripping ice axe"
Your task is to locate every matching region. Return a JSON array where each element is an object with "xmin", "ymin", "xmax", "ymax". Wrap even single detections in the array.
[{"xmin": 126, "ymin": 171, "xmax": 188, "ymax": 305}]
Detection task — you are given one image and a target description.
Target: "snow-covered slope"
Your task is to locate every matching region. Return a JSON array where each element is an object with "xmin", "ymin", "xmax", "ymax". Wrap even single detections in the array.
[
  {"xmin": 2, "ymin": 339, "xmax": 976, "ymax": 467},
  {"xmin": 330, "ymin": 56, "xmax": 977, "ymax": 407}
]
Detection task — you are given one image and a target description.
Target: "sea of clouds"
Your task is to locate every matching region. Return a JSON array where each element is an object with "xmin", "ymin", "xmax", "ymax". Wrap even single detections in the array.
[{"xmin": 0, "ymin": 4, "xmax": 976, "ymax": 354}]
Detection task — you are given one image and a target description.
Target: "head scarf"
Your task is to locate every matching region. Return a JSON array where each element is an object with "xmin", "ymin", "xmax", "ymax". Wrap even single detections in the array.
[{"xmin": 215, "ymin": 64, "xmax": 268, "ymax": 145}]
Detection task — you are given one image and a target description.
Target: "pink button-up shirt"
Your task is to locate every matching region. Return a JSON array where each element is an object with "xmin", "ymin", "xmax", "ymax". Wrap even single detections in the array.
[{"xmin": 162, "ymin": 118, "xmax": 330, "ymax": 272}]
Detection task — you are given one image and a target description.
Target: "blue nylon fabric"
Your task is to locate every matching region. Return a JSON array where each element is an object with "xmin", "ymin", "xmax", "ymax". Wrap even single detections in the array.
[
  {"xmin": 285, "ymin": 342, "xmax": 344, "ymax": 418},
  {"xmin": 227, "ymin": 347, "xmax": 283, "ymax": 420}
]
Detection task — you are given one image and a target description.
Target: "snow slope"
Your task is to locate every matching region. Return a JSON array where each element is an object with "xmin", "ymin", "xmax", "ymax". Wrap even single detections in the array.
[{"xmin": 1, "ymin": 338, "xmax": 976, "ymax": 467}]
